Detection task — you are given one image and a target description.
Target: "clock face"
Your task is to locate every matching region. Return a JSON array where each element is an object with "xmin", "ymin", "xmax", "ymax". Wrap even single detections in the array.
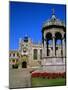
[
  {"xmin": 21, "ymin": 43, "xmax": 28, "ymax": 55},
  {"xmin": 23, "ymin": 47, "xmax": 27, "ymax": 52}
]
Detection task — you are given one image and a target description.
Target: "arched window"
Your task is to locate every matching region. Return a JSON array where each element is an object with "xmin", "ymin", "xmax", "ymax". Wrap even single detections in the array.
[
  {"xmin": 33, "ymin": 49, "xmax": 37, "ymax": 60},
  {"xmin": 13, "ymin": 53, "xmax": 15, "ymax": 57},
  {"xmin": 40, "ymin": 49, "xmax": 42, "ymax": 59},
  {"xmin": 12, "ymin": 59, "xmax": 15, "ymax": 63},
  {"xmin": 17, "ymin": 53, "xmax": 19, "ymax": 56},
  {"xmin": 55, "ymin": 32, "xmax": 62, "ymax": 45}
]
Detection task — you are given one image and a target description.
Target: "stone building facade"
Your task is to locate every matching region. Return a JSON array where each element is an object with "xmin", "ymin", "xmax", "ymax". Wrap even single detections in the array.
[
  {"xmin": 9, "ymin": 11, "xmax": 66, "ymax": 72},
  {"xmin": 9, "ymin": 37, "xmax": 43, "ymax": 69}
]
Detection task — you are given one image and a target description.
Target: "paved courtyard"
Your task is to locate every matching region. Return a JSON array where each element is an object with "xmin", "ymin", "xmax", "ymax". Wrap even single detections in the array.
[{"xmin": 9, "ymin": 68, "xmax": 31, "ymax": 89}]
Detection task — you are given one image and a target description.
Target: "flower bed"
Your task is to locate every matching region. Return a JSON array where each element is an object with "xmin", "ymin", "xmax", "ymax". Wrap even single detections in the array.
[{"xmin": 31, "ymin": 72, "xmax": 66, "ymax": 79}]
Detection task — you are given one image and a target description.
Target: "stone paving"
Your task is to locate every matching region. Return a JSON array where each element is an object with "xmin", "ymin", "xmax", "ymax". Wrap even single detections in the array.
[{"xmin": 9, "ymin": 68, "xmax": 31, "ymax": 89}]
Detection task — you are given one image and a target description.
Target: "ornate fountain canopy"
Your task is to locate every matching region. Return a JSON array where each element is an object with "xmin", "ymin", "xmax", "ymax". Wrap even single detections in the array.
[{"xmin": 42, "ymin": 9, "xmax": 65, "ymax": 30}]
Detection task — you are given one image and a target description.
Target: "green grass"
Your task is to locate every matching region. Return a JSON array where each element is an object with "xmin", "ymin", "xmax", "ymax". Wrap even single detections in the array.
[{"xmin": 31, "ymin": 78, "xmax": 66, "ymax": 87}]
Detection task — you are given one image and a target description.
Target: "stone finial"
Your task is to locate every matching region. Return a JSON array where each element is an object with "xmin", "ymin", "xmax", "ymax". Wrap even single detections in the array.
[{"xmin": 51, "ymin": 8, "xmax": 56, "ymax": 20}]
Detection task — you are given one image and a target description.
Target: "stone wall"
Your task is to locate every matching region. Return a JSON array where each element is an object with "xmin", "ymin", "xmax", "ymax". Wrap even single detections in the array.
[
  {"xmin": 42, "ymin": 57, "xmax": 66, "ymax": 72},
  {"xmin": 9, "ymin": 69, "xmax": 31, "ymax": 89}
]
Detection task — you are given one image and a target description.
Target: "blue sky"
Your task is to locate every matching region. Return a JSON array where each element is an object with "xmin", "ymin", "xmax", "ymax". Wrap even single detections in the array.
[{"xmin": 10, "ymin": 2, "xmax": 66, "ymax": 50}]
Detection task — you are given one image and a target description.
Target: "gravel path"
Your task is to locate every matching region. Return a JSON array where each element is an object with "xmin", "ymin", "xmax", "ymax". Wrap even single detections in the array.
[{"xmin": 9, "ymin": 68, "xmax": 31, "ymax": 89}]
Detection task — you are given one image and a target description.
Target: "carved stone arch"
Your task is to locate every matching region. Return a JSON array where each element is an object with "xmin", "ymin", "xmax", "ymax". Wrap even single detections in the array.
[
  {"xmin": 55, "ymin": 32, "xmax": 62, "ymax": 56},
  {"xmin": 46, "ymin": 32, "xmax": 52, "ymax": 56},
  {"xmin": 46, "ymin": 32, "xmax": 52, "ymax": 45},
  {"xmin": 55, "ymin": 32, "xmax": 62, "ymax": 44}
]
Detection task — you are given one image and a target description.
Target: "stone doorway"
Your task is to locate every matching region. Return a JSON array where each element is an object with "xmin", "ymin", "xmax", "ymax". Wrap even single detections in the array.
[{"xmin": 22, "ymin": 61, "xmax": 27, "ymax": 68}]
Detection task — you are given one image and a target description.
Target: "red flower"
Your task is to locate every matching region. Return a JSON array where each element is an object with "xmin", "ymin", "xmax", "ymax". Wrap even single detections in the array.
[{"xmin": 31, "ymin": 72, "xmax": 66, "ymax": 78}]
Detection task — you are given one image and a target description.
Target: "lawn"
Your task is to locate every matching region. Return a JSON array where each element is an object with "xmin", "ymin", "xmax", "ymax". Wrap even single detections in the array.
[{"xmin": 31, "ymin": 78, "xmax": 66, "ymax": 87}]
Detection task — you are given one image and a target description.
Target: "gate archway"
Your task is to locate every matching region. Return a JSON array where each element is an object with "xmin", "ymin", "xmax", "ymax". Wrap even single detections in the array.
[{"xmin": 22, "ymin": 61, "xmax": 27, "ymax": 68}]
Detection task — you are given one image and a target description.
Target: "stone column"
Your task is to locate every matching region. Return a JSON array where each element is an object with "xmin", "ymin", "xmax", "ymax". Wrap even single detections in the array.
[
  {"xmin": 38, "ymin": 49, "xmax": 40, "ymax": 60},
  {"xmin": 52, "ymin": 34, "xmax": 55, "ymax": 57},
  {"xmin": 62, "ymin": 38, "xmax": 65, "ymax": 57},
  {"xmin": 44, "ymin": 38, "xmax": 47, "ymax": 57}
]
